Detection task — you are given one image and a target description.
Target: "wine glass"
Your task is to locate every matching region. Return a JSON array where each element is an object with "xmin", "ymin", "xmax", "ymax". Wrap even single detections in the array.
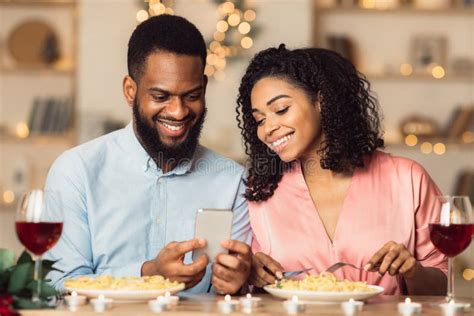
[
  {"xmin": 429, "ymin": 195, "xmax": 473, "ymax": 302},
  {"xmin": 15, "ymin": 189, "xmax": 63, "ymax": 303}
]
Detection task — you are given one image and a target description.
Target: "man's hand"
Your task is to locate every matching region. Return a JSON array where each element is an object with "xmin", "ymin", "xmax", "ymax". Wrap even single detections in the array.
[
  {"xmin": 141, "ymin": 238, "xmax": 209, "ymax": 289},
  {"xmin": 212, "ymin": 240, "xmax": 252, "ymax": 294},
  {"xmin": 365, "ymin": 241, "xmax": 419, "ymax": 278},
  {"xmin": 249, "ymin": 252, "xmax": 284, "ymax": 288}
]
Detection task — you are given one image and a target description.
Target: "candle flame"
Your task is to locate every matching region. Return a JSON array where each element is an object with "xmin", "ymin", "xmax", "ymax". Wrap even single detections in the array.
[
  {"xmin": 405, "ymin": 298, "xmax": 411, "ymax": 304},
  {"xmin": 71, "ymin": 291, "xmax": 77, "ymax": 297},
  {"xmin": 165, "ymin": 291, "xmax": 170, "ymax": 297},
  {"xmin": 225, "ymin": 294, "xmax": 231, "ymax": 302},
  {"xmin": 349, "ymin": 298, "xmax": 354, "ymax": 303},
  {"xmin": 156, "ymin": 296, "xmax": 163, "ymax": 301},
  {"xmin": 246, "ymin": 293, "xmax": 252, "ymax": 299},
  {"xmin": 449, "ymin": 300, "xmax": 455, "ymax": 305},
  {"xmin": 98, "ymin": 294, "xmax": 105, "ymax": 300},
  {"xmin": 292, "ymin": 295, "xmax": 298, "ymax": 303}
]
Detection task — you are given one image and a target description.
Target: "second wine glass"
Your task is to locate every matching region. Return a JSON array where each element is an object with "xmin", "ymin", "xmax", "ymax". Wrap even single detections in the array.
[{"xmin": 429, "ymin": 195, "xmax": 473, "ymax": 303}]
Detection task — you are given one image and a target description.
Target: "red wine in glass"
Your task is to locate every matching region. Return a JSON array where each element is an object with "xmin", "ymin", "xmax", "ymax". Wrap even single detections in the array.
[
  {"xmin": 16, "ymin": 189, "xmax": 63, "ymax": 304},
  {"xmin": 429, "ymin": 223, "xmax": 474, "ymax": 257},
  {"xmin": 15, "ymin": 222, "xmax": 63, "ymax": 256}
]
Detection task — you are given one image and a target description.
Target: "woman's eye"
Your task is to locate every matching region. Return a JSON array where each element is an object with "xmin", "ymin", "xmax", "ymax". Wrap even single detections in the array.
[
  {"xmin": 256, "ymin": 119, "xmax": 265, "ymax": 126},
  {"xmin": 276, "ymin": 107, "xmax": 289, "ymax": 114}
]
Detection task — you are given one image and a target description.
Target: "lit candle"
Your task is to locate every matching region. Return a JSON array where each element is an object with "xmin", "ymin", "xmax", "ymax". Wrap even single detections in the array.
[
  {"xmin": 397, "ymin": 298, "xmax": 422, "ymax": 315},
  {"xmin": 240, "ymin": 293, "xmax": 262, "ymax": 312},
  {"xmin": 162, "ymin": 291, "xmax": 180, "ymax": 308},
  {"xmin": 64, "ymin": 291, "xmax": 87, "ymax": 307},
  {"xmin": 341, "ymin": 298, "xmax": 364, "ymax": 315},
  {"xmin": 283, "ymin": 295, "xmax": 305, "ymax": 315},
  {"xmin": 90, "ymin": 294, "xmax": 113, "ymax": 313},
  {"xmin": 218, "ymin": 294, "xmax": 239, "ymax": 314},
  {"xmin": 440, "ymin": 300, "xmax": 470, "ymax": 316},
  {"xmin": 148, "ymin": 296, "xmax": 168, "ymax": 313}
]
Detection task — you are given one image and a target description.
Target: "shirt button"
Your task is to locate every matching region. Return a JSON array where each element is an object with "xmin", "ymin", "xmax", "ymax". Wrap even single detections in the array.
[
  {"xmin": 158, "ymin": 178, "xmax": 163, "ymax": 184},
  {"xmin": 156, "ymin": 217, "xmax": 161, "ymax": 224}
]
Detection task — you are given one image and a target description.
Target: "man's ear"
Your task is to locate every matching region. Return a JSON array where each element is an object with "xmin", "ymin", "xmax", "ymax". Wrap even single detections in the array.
[{"xmin": 123, "ymin": 75, "xmax": 137, "ymax": 108}]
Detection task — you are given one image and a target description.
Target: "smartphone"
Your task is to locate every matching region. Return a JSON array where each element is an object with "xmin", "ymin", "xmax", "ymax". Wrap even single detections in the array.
[{"xmin": 192, "ymin": 209, "xmax": 233, "ymax": 262}]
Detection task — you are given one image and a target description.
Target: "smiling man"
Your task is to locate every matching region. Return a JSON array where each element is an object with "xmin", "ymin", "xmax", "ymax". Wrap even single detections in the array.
[{"xmin": 44, "ymin": 15, "xmax": 252, "ymax": 295}]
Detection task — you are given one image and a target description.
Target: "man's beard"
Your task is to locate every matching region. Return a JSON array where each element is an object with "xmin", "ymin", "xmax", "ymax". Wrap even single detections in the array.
[{"xmin": 133, "ymin": 98, "xmax": 206, "ymax": 167}]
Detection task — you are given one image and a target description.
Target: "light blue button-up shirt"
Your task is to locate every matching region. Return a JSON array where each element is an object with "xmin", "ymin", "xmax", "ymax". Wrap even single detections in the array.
[{"xmin": 44, "ymin": 123, "xmax": 251, "ymax": 293}]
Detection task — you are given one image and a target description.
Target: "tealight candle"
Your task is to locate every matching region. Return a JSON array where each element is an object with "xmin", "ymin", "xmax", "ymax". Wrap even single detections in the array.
[
  {"xmin": 440, "ymin": 300, "xmax": 471, "ymax": 316},
  {"xmin": 64, "ymin": 291, "xmax": 87, "ymax": 307},
  {"xmin": 148, "ymin": 296, "xmax": 168, "ymax": 313},
  {"xmin": 398, "ymin": 298, "xmax": 421, "ymax": 315},
  {"xmin": 218, "ymin": 294, "xmax": 239, "ymax": 314},
  {"xmin": 90, "ymin": 294, "xmax": 113, "ymax": 313},
  {"xmin": 283, "ymin": 295, "xmax": 305, "ymax": 315},
  {"xmin": 240, "ymin": 293, "xmax": 262, "ymax": 309},
  {"xmin": 162, "ymin": 291, "xmax": 180, "ymax": 308},
  {"xmin": 341, "ymin": 298, "xmax": 364, "ymax": 315}
]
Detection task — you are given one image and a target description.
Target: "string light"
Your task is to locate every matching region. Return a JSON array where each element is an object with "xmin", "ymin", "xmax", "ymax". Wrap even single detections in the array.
[
  {"xmin": 433, "ymin": 143, "xmax": 446, "ymax": 155},
  {"xmin": 431, "ymin": 66, "xmax": 445, "ymax": 79},
  {"xmin": 136, "ymin": 9, "xmax": 149, "ymax": 22},
  {"xmin": 404, "ymin": 134, "xmax": 418, "ymax": 147},
  {"xmin": 400, "ymin": 63, "xmax": 413, "ymax": 76},
  {"xmin": 137, "ymin": 0, "xmax": 257, "ymax": 79},
  {"xmin": 420, "ymin": 142, "xmax": 433, "ymax": 154},
  {"xmin": 16, "ymin": 122, "xmax": 29, "ymax": 139},
  {"xmin": 238, "ymin": 22, "xmax": 251, "ymax": 34},
  {"xmin": 3, "ymin": 190, "xmax": 14, "ymax": 204},
  {"xmin": 241, "ymin": 37, "xmax": 253, "ymax": 49}
]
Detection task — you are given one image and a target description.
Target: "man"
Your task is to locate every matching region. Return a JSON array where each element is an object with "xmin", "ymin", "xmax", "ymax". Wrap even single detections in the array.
[{"xmin": 44, "ymin": 15, "xmax": 252, "ymax": 295}]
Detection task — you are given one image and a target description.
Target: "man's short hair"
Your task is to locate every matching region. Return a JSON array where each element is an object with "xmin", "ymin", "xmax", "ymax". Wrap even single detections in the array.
[{"xmin": 127, "ymin": 14, "xmax": 207, "ymax": 81}]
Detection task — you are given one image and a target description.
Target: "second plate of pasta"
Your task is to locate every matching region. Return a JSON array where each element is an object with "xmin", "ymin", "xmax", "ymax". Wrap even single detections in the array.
[{"xmin": 263, "ymin": 272, "xmax": 384, "ymax": 303}]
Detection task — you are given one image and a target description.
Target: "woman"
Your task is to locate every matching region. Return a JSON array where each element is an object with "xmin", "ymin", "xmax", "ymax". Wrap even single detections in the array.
[{"xmin": 236, "ymin": 44, "xmax": 447, "ymax": 295}]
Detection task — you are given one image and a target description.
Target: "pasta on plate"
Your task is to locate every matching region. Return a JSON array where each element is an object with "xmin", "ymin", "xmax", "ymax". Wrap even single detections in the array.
[
  {"xmin": 64, "ymin": 275, "xmax": 182, "ymax": 291},
  {"xmin": 271, "ymin": 272, "xmax": 375, "ymax": 293}
]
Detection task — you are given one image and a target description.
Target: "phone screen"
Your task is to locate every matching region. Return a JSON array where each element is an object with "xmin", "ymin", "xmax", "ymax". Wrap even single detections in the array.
[{"xmin": 192, "ymin": 209, "xmax": 233, "ymax": 262}]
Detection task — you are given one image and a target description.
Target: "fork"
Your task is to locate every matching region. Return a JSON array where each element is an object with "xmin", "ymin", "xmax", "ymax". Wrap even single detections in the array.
[{"xmin": 325, "ymin": 262, "xmax": 380, "ymax": 273}]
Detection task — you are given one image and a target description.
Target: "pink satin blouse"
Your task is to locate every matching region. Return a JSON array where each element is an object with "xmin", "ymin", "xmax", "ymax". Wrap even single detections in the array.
[{"xmin": 249, "ymin": 151, "xmax": 447, "ymax": 294}]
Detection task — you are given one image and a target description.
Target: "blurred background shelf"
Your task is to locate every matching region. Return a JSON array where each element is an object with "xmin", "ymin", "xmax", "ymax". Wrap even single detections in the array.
[
  {"xmin": 317, "ymin": 6, "xmax": 474, "ymax": 15},
  {"xmin": 367, "ymin": 72, "xmax": 473, "ymax": 82},
  {"xmin": 0, "ymin": 65, "xmax": 74, "ymax": 75}
]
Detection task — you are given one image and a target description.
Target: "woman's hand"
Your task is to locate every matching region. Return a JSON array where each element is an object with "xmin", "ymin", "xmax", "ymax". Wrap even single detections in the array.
[
  {"xmin": 249, "ymin": 252, "xmax": 284, "ymax": 287},
  {"xmin": 365, "ymin": 241, "xmax": 420, "ymax": 278}
]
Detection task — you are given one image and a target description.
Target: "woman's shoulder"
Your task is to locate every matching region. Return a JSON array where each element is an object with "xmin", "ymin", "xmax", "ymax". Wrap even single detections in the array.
[{"xmin": 367, "ymin": 150, "xmax": 428, "ymax": 177}]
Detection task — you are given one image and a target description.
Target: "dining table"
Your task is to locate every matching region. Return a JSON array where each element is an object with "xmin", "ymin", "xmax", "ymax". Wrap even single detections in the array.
[{"xmin": 18, "ymin": 294, "xmax": 473, "ymax": 315}]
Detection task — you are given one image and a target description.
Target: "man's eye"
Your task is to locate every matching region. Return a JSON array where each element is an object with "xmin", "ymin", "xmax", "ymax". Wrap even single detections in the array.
[
  {"xmin": 153, "ymin": 95, "xmax": 169, "ymax": 102},
  {"xmin": 276, "ymin": 107, "xmax": 289, "ymax": 114},
  {"xmin": 186, "ymin": 94, "xmax": 200, "ymax": 101}
]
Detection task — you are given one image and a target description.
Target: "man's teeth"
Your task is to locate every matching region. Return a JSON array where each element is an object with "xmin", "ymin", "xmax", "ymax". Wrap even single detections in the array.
[
  {"xmin": 270, "ymin": 134, "xmax": 292, "ymax": 148},
  {"xmin": 161, "ymin": 122, "xmax": 185, "ymax": 131}
]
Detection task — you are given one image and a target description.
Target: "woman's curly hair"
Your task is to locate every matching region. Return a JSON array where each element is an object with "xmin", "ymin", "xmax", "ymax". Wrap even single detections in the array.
[{"xmin": 236, "ymin": 44, "xmax": 384, "ymax": 202}]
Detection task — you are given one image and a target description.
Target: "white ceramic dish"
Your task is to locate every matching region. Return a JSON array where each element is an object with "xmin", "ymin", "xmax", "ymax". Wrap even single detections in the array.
[
  {"xmin": 263, "ymin": 284, "xmax": 384, "ymax": 303},
  {"xmin": 65, "ymin": 283, "xmax": 185, "ymax": 302}
]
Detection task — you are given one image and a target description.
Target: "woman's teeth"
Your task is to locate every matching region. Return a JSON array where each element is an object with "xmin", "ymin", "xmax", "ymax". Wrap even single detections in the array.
[{"xmin": 270, "ymin": 134, "xmax": 292, "ymax": 148}]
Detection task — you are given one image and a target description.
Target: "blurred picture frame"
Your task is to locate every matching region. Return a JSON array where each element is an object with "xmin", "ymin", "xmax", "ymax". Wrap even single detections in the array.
[{"xmin": 410, "ymin": 35, "xmax": 447, "ymax": 70}]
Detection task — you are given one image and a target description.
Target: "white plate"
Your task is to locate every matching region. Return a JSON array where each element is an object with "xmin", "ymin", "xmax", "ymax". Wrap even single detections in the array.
[
  {"xmin": 65, "ymin": 283, "xmax": 185, "ymax": 302},
  {"xmin": 263, "ymin": 285, "xmax": 384, "ymax": 303}
]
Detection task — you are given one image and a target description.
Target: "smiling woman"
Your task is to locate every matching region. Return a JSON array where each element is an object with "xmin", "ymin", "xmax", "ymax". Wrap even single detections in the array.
[{"xmin": 236, "ymin": 44, "xmax": 448, "ymax": 296}]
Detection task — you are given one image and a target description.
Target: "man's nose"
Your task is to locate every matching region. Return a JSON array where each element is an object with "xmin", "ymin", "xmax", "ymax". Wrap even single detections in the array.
[{"xmin": 167, "ymin": 97, "xmax": 189, "ymax": 121}]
